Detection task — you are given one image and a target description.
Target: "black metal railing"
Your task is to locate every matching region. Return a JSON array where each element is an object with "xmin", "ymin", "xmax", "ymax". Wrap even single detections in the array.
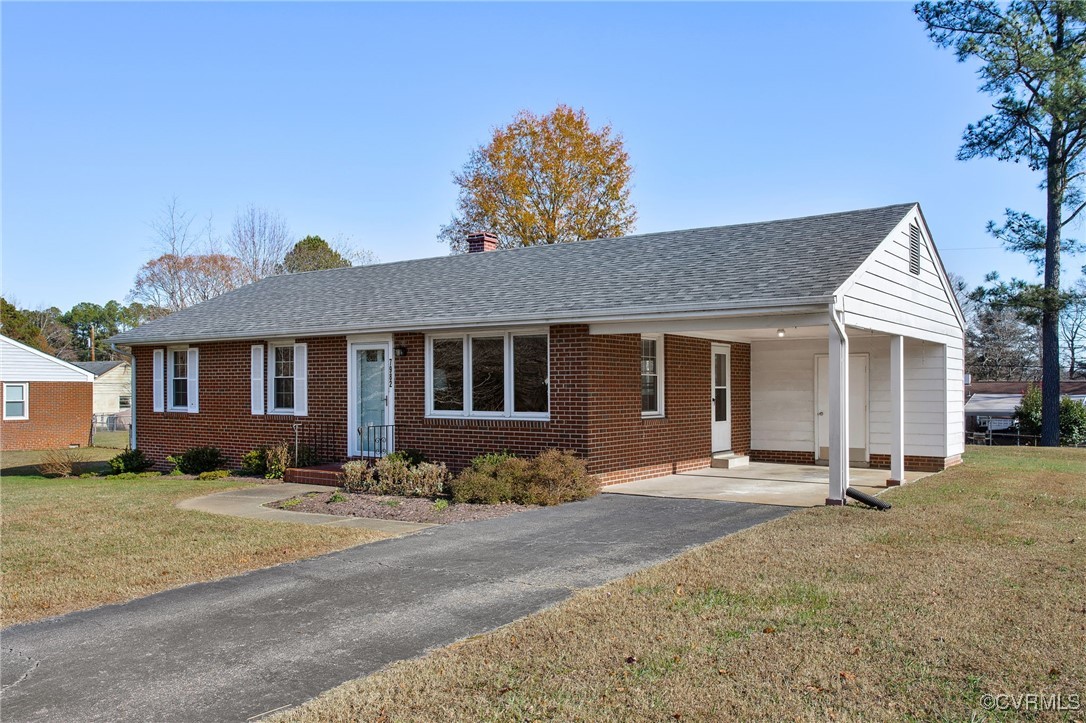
[
  {"xmin": 284, "ymin": 420, "xmax": 339, "ymax": 465},
  {"xmin": 360, "ymin": 424, "xmax": 394, "ymax": 459}
]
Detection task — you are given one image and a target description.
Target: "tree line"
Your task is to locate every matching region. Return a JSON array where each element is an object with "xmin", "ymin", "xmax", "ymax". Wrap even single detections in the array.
[
  {"xmin": 0, "ymin": 201, "xmax": 378, "ymax": 361},
  {"xmin": 128, "ymin": 199, "xmax": 377, "ymax": 321}
]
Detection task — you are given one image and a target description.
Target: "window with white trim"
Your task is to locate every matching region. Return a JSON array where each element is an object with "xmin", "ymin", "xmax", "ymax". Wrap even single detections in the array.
[
  {"xmin": 271, "ymin": 344, "xmax": 295, "ymax": 412},
  {"xmin": 265, "ymin": 341, "xmax": 307, "ymax": 415},
  {"xmin": 168, "ymin": 349, "xmax": 188, "ymax": 410},
  {"xmin": 3, "ymin": 382, "xmax": 29, "ymax": 420},
  {"xmin": 641, "ymin": 335, "xmax": 664, "ymax": 417},
  {"xmin": 119, "ymin": 395, "xmax": 131, "ymax": 410},
  {"xmin": 426, "ymin": 331, "xmax": 549, "ymax": 418}
]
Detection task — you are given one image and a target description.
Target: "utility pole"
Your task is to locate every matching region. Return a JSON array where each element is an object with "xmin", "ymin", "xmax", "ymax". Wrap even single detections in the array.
[{"xmin": 90, "ymin": 326, "xmax": 95, "ymax": 361}]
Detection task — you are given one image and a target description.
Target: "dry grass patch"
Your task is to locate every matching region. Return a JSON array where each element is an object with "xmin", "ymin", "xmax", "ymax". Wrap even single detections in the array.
[
  {"xmin": 276, "ymin": 447, "xmax": 1085, "ymax": 722},
  {"xmin": 1, "ymin": 474, "xmax": 387, "ymax": 626}
]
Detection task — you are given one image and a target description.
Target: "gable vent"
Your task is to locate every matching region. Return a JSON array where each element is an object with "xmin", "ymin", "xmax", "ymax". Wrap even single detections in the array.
[{"xmin": 908, "ymin": 224, "xmax": 922, "ymax": 275}]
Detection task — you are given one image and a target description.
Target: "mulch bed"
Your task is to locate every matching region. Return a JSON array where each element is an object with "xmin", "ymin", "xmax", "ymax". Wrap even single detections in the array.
[{"xmin": 269, "ymin": 490, "xmax": 535, "ymax": 524}]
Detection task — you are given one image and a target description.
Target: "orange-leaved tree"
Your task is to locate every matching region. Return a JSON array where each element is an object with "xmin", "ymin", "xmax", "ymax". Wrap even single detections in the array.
[{"xmin": 439, "ymin": 105, "xmax": 636, "ymax": 252}]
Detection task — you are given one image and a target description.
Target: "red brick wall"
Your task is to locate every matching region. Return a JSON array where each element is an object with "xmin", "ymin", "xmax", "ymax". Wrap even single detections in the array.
[
  {"xmin": 750, "ymin": 449, "xmax": 817, "ymax": 465},
  {"xmin": 869, "ymin": 453, "xmax": 961, "ymax": 472},
  {"xmin": 132, "ymin": 337, "xmax": 348, "ymax": 468},
  {"xmin": 586, "ymin": 334, "xmax": 713, "ymax": 484},
  {"xmin": 731, "ymin": 343, "xmax": 751, "ymax": 455},
  {"xmin": 131, "ymin": 328, "xmax": 752, "ymax": 483},
  {"xmin": 0, "ymin": 381, "xmax": 92, "ymax": 451}
]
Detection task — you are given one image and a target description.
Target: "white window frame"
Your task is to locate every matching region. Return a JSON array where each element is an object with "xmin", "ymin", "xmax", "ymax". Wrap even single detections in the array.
[
  {"xmin": 424, "ymin": 329, "xmax": 550, "ymax": 420},
  {"xmin": 167, "ymin": 347, "xmax": 190, "ymax": 412},
  {"xmin": 640, "ymin": 334, "xmax": 665, "ymax": 419},
  {"xmin": 3, "ymin": 382, "xmax": 29, "ymax": 420},
  {"xmin": 268, "ymin": 341, "xmax": 297, "ymax": 415},
  {"xmin": 119, "ymin": 395, "xmax": 131, "ymax": 410}
]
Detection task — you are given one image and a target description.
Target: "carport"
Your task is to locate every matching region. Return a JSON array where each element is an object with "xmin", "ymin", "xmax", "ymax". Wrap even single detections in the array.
[{"xmin": 602, "ymin": 462, "xmax": 933, "ymax": 507}]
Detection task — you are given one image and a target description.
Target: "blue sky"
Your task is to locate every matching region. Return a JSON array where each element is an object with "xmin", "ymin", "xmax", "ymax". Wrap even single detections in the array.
[{"xmin": 3, "ymin": 1, "xmax": 1077, "ymax": 311}]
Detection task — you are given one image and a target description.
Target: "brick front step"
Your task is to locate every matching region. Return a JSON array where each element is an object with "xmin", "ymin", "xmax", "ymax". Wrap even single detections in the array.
[{"xmin": 284, "ymin": 463, "xmax": 345, "ymax": 487}]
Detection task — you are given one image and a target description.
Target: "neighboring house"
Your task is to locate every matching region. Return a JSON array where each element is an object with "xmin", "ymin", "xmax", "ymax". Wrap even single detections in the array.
[
  {"xmin": 73, "ymin": 361, "xmax": 132, "ymax": 428},
  {"xmin": 965, "ymin": 380, "xmax": 1086, "ymax": 435},
  {"xmin": 111, "ymin": 203, "xmax": 965, "ymax": 504},
  {"xmin": 0, "ymin": 334, "xmax": 94, "ymax": 451}
]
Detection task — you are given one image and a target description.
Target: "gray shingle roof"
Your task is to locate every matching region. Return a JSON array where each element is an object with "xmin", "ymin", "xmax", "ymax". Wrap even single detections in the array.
[
  {"xmin": 73, "ymin": 360, "xmax": 125, "ymax": 376},
  {"xmin": 110, "ymin": 203, "xmax": 917, "ymax": 346}
]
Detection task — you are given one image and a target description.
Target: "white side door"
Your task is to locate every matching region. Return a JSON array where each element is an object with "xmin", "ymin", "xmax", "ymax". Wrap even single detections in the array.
[
  {"xmin": 711, "ymin": 344, "xmax": 732, "ymax": 452},
  {"xmin": 815, "ymin": 353, "xmax": 869, "ymax": 463}
]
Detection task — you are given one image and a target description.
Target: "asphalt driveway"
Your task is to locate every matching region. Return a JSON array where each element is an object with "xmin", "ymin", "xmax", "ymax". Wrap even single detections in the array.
[{"xmin": 2, "ymin": 494, "xmax": 793, "ymax": 722}]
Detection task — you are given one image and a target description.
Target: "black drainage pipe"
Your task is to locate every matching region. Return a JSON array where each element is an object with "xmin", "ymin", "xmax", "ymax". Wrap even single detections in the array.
[{"xmin": 845, "ymin": 487, "xmax": 891, "ymax": 510}]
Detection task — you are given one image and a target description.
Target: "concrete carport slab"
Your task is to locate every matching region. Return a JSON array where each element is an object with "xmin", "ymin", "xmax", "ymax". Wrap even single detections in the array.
[{"xmin": 602, "ymin": 463, "xmax": 932, "ymax": 507}]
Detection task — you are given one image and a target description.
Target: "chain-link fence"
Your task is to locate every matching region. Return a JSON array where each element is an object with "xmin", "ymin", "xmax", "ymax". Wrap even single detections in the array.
[{"xmin": 91, "ymin": 413, "xmax": 130, "ymax": 449}]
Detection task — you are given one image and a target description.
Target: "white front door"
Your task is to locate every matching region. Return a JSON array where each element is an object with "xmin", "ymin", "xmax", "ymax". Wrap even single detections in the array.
[
  {"xmin": 711, "ymin": 344, "xmax": 732, "ymax": 452},
  {"xmin": 815, "ymin": 353, "xmax": 869, "ymax": 463},
  {"xmin": 349, "ymin": 343, "xmax": 393, "ymax": 457}
]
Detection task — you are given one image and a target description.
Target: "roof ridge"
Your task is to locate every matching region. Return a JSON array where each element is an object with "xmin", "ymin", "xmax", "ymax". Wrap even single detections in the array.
[{"xmin": 254, "ymin": 201, "xmax": 920, "ymax": 280}]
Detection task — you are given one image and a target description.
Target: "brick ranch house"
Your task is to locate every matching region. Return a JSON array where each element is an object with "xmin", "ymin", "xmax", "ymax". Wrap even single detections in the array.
[
  {"xmin": 1, "ymin": 334, "xmax": 94, "ymax": 451},
  {"xmin": 111, "ymin": 203, "xmax": 965, "ymax": 504}
]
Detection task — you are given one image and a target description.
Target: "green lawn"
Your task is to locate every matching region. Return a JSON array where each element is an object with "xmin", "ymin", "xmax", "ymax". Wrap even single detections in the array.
[
  {"xmin": 276, "ymin": 446, "xmax": 1086, "ymax": 722},
  {"xmin": 1, "ymin": 473, "xmax": 388, "ymax": 626}
]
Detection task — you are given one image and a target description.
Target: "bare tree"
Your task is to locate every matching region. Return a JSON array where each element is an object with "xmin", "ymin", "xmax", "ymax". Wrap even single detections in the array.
[
  {"xmin": 1061, "ymin": 280, "xmax": 1086, "ymax": 379},
  {"xmin": 129, "ymin": 254, "xmax": 247, "ymax": 317},
  {"xmin": 967, "ymin": 306, "xmax": 1041, "ymax": 381},
  {"xmin": 228, "ymin": 204, "xmax": 292, "ymax": 282},
  {"xmin": 26, "ymin": 306, "xmax": 75, "ymax": 360}
]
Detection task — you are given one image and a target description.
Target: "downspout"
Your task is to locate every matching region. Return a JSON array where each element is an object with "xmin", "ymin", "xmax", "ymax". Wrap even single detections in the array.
[{"xmin": 111, "ymin": 343, "xmax": 135, "ymax": 451}]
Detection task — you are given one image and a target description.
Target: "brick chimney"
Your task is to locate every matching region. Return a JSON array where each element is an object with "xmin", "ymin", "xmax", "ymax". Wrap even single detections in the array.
[{"xmin": 466, "ymin": 232, "xmax": 499, "ymax": 253}]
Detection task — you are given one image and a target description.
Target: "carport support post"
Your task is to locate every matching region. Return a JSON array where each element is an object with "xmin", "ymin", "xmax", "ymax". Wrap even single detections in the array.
[
  {"xmin": 888, "ymin": 335, "xmax": 905, "ymax": 486},
  {"xmin": 827, "ymin": 305, "xmax": 849, "ymax": 505}
]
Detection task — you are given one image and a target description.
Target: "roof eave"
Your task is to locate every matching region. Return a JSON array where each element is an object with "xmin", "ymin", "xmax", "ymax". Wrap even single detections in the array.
[{"xmin": 109, "ymin": 295, "xmax": 837, "ymax": 346}]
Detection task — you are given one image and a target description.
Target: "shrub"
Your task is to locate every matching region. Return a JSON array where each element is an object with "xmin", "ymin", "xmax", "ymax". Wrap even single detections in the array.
[
  {"xmin": 1060, "ymin": 396, "xmax": 1086, "ymax": 446},
  {"xmin": 176, "ymin": 446, "xmax": 225, "ymax": 475},
  {"xmin": 450, "ymin": 452, "xmax": 527, "ymax": 504},
  {"xmin": 109, "ymin": 448, "xmax": 153, "ymax": 475},
  {"xmin": 366, "ymin": 455, "xmax": 450, "ymax": 497},
  {"xmin": 265, "ymin": 444, "xmax": 290, "ymax": 479},
  {"xmin": 513, "ymin": 449, "xmax": 600, "ymax": 506},
  {"xmin": 341, "ymin": 460, "xmax": 377, "ymax": 493},
  {"xmin": 384, "ymin": 449, "xmax": 427, "ymax": 466},
  {"xmin": 407, "ymin": 462, "xmax": 450, "ymax": 498},
  {"xmin": 451, "ymin": 468, "xmax": 513, "ymax": 504},
  {"xmin": 1015, "ymin": 386, "xmax": 1086, "ymax": 445},
  {"xmin": 37, "ymin": 448, "xmax": 89, "ymax": 478},
  {"xmin": 264, "ymin": 443, "xmax": 319, "ymax": 479},
  {"xmin": 197, "ymin": 469, "xmax": 231, "ymax": 480},
  {"xmin": 374, "ymin": 453, "xmax": 413, "ymax": 491},
  {"xmin": 240, "ymin": 448, "xmax": 268, "ymax": 477},
  {"xmin": 165, "ymin": 455, "xmax": 183, "ymax": 475}
]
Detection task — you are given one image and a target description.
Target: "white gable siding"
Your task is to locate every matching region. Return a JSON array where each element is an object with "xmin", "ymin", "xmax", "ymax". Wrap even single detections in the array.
[
  {"xmin": 836, "ymin": 207, "xmax": 965, "ymax": 458},
  {"xmin": 840, "ymin": 207, "xmax": 964, "ymax": 345},
  {"xmin": 91, "ymin": 364, "xmax": 132, "ymax": 415},
  {"xmin": 0, "ymin": 337, "xmax": 92, "ymax": 383},
  {"xmin": 751, "ymin": 336, "xmax": 950, "ymax": 459}
]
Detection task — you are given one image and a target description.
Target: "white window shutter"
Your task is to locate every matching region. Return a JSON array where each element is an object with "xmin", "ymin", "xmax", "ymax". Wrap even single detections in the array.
[
  {"xmin": 293, "ymin": 342, "xmax": 308, "ymax": 416},
  {"xmin": 250, "ymin": 345, "xmax": 265, "ymax": 415},
  {"xmin": 187, "ymin": 348, "xmax": 200, "ymax": 413},
  {"xmin": 152, "ymin": 349, "xmax": 164, "ymax": 412}
]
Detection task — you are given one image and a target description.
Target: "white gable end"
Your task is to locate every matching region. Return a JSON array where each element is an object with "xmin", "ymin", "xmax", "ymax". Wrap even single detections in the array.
[
  {"xmin": 838, "ymin": 206, "xmax": 965, "ymax": 343},
  {"xmin": 836, "ymin": 206, "xmax": 965, "ymax": 458},
  {"xmin": 0, "ymin": 336, "xmax": 95, "ymax": 383}
]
